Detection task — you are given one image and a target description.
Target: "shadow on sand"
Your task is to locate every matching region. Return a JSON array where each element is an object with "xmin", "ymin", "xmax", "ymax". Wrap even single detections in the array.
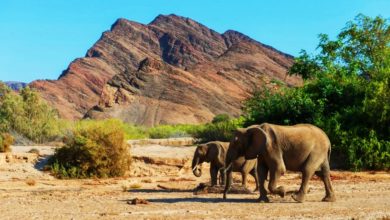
[
  {"xmin": 122, "ymin": 197, "xmax": 257, "ymax": 204},
  {"xmin": 123, "ymin": 197, "xmax": 299, "ymax": 204},
  {"xmin": 34, "ymin": 155, "xmax": 52, "ymax": 171},
  {"xmin": 124, "ymin": 187, "xmax": 300, "ymax": 204},
  {"xmin": 127, "ymin": 188, "xmax": 193, "ymax": 193}
]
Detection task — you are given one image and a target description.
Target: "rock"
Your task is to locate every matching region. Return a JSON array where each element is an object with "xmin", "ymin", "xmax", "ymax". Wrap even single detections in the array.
[
  {"xmin": 128, "ymin": 198, "xmax": 150, "ymax": 205},
  {"xmin": 30, "ymin": 14, "xmax": 301, "ymax": 124},
  {"xmin": 0, "ymin": 153, "xmax": 38, "ymax": 164}
]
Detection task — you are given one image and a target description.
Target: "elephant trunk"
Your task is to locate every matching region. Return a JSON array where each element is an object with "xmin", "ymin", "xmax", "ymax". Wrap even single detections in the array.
[
  {"xmin": 224, "ymin": 148, "xmax": 237, "ymax": 173},
  {"xmin": 192, "ymin": 157, "xmax": 202, "ymax": 177},
  {"xmin": 224, "ymin": 162, "xmax": 233, "ymax": 173}
]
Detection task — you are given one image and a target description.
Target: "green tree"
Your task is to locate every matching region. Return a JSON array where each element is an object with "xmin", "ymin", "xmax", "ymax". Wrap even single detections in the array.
[
  {"xmin": 245, "ymin": 14, "xmax": 390, "ymax": 170},
  {"xmin": 0, "ymin": 84, "xmax": 62, "ymax": 143}
]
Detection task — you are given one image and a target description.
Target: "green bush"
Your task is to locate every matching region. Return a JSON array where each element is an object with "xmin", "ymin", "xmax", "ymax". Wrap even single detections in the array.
[
  {"xmin": 119, "ymin": 117, "xmax": 243, "ymax": 143},
  {"xmin": 194, "ymin": 118, "xmax": 244, "ymax": 143},
  {"xmin": 211, "ymin": 114, "xmax": 231, "ymax": 124},
  {"xmin": 122, "ymin": 124, "xmax": 148, "ymax": 140},
  {"xmin": 148, "ymin": 124, "xmax": 200, "ymax": 139},
  {"xmin": 49, "ymin": 119, "xmax": 131, "ymax": 178},
  {"xmin": 342, "ymin": 131, "xmax": 390, "ymax": 171},
  {"xmin": 0, "ymin": 133, "xmax": 14, "ymax": 152}
]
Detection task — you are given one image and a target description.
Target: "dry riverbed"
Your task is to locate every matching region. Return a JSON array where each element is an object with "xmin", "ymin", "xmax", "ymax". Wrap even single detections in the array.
[{"xmin": 0, "ymin": 143, "xmax": 389, "ymax": 219}]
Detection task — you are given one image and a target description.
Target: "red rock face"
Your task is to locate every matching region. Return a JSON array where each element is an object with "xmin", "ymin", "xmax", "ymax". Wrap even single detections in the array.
[{"xmin": 30, "ymin": 14, "xmax": 300, "ymax": 125}]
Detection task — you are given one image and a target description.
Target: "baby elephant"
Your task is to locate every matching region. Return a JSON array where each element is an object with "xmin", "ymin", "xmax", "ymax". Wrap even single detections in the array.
[{"xmin": 192, "ymin": 141, "xmax": 258, "ymax": 189}]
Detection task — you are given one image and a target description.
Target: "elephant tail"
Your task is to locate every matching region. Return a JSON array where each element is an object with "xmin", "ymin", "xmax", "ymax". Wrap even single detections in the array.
[{"xmin": 327, "ymin": 144, "xmax": 331, "ymax": 162}]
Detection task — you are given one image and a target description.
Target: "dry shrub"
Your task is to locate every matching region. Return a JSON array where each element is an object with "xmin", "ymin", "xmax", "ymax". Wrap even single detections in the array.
[
  {"xmin": 0, "ymin": 133, "xmax": 14, "ymax": 152},
  {"xmin": 141, "ymin": 179, "xmax": 152, "ymax": 183},
  {"xmin": 122, "ymin": 183, "xmax": 142, "ymax": 191},
  {"xmin": 25, "ymin": 178, "xmax": 36, "ymax": 186},
  {"xmin": 129, "ymin": 183, "xmax": 142, "ymax": 189},
  {"xmin": 49, "ymin": 119, "xmax": 132, "ymax": 178}
]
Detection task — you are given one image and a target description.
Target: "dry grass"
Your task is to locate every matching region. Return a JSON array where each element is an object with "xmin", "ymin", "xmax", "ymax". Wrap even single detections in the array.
[
  {"xmin": 122, "ymin": 183, "xmax": 142, "ymax": 191},
  {"xmin": 141, "ymin": 179, "xmax": 152, "ymax": 183},
  {"xmin": 129, "ymin": 183, "xmax": 142, "ymax": 189}
]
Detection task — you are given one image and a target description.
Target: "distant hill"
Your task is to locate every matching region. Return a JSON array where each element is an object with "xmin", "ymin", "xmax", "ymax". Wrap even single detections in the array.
[
  {"xmin": 30, "ymin": 14, "xmax": 301, "ymax": 126},
  {"xmin": 4, "ymin": 81, "xmax": 27, "ymax": 91}
]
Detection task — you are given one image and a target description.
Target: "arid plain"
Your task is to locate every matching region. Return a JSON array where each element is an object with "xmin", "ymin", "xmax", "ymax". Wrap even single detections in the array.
[{"xmin": 1, "ymin": 142, "xmax": 389, "ymax": 220}]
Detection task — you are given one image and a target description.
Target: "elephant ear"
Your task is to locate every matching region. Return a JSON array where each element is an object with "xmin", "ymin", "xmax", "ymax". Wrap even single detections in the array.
[
  {"xmin": 206, "ymin": 142, "xmax": 219, "ymax": 163},
  {"xmin": 245, "ymin": 127, "xmax": 268, "ymax": 160}
]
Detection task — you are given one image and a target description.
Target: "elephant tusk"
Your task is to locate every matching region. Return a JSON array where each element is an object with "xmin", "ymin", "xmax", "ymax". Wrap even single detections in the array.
[{"xmin": 192, "ymin": 166, "xmax": 198, "ymax": 172}]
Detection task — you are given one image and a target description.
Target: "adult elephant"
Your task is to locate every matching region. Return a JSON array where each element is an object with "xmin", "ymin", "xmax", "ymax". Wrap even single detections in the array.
[
  {"xmin": 192, "ymin": 141, "xmax": 258, "ymax": 189},
  {"xmin": 223, "ymin": 123, "xmax": 336, "ymax": 203}
]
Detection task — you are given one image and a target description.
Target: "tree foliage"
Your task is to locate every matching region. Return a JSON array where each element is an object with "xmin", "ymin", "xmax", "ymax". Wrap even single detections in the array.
[
  {"xmin": 0, "ymin": 84, "xmax": 62, "ymax": 143},
  {"xmin": 245, "ymin": 14, "xmax": 390, "ymax": 170}
]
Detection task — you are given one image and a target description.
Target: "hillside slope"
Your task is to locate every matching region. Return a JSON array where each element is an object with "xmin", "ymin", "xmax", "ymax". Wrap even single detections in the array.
[{"xmin": 30, "ymin": 14, "xmax": 300, "ymax": 125}]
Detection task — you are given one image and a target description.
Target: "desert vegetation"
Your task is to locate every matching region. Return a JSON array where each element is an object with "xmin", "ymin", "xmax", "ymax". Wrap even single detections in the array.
[
  {"xmin": 243, "ymin": 14, "xmax": 390, "ymax": 170},
  {"xmin": 49, "ymin": 119, "xmax": 131, "ymax": 178},
  {"xmin": 118, "ymin": 115, "xmax": 242, "ymax": 142},
  {"xmin": 1, "ymin": 14, "xmax": 388, "ymax": 175},
  {"xmin": 0, "ymin": 84, "xmax": 64, "ymax": 143},
  {"xmin": 0, "ymin": 132, "xmax": 14, "ymax": 152}
]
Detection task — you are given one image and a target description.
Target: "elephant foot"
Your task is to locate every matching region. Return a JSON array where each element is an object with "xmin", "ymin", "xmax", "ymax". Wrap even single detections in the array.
[
  {"xmin": 277, "ymin": 186, "xmax": 286, "ymax": 198},
  {"xmin": 291, "ymin": 192, "xmax": 305, "ymax": 203},
  {"xmin": 253, "ymin": 187, "xmax": 259, "ymax": 192},
  {"xmin": 322, "ymin": 194, "xmax": 336, "ymax": 202},
  {"xmin": 257, "ymin": 195, "xmax": 270, "ymax": 203}
]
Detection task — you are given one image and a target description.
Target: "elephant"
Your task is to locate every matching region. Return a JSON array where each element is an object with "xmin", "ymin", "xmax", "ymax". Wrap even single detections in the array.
[
  {"xmin": 192, "ymin": 141, "xmax": 259, "ymax": 189},
  {"xmin": 223, "ymin": 123, "xmax": 336, "ymax": 203}
]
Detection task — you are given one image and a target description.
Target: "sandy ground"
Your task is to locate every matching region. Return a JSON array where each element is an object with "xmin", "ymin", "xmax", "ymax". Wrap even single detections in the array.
[{"xmin": 0, "ymin": 144, "xmax": 389, "ymax": 220}]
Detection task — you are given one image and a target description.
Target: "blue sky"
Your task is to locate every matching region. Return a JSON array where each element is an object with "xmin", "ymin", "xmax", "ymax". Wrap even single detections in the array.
[{"xmin": 0, "ymin": 0, "xmax": 389, "ymax": 82}]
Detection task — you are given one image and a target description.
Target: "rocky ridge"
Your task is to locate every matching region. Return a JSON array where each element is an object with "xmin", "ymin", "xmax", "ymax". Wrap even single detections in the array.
[{"xmin": 30, "ymin": 14, "xmax": 300, "ymax": 125}]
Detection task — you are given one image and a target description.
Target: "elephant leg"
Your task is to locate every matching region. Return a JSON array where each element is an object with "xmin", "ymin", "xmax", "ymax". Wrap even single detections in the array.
[
  {"xmin": 210, "ymin": 164, "xmax": 218, "ymax": 186},
  {"xmin": 241, "ymin": 172, "xmax": 248, "ymax": 188},
  {"xmin": 268, "ymin": 167, "xmax": 286, "ymax": 198},
  {"xmin": 219, "ymin": 169, "xmax": 226, "ymax": 186},
  {"xmin": 257, "ymin": 162, "xmax": 269, "ymax": 202},
  {"xmin": 250, "ymin": 168, "xmax": 259, "ymax": 191},
  {"xmin": 292, "ymin": 168, "xmax": 314, "ymax": 203},
  {"xmin": 223, "ymin": 170, "xmax": 233, "ymax": 199},
  {"xmin": 316, "ymin": 161, "xmax": 336, "ymax": 202}
]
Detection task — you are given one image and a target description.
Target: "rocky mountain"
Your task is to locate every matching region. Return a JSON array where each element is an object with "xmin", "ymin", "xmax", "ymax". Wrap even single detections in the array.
[
  {"xmin": 4, "ymin": 81, "xmax": 27, "ymax": 91},
  {"xmin": 30, "ymin": 14, "xmax": 300, "ymax": 125}
]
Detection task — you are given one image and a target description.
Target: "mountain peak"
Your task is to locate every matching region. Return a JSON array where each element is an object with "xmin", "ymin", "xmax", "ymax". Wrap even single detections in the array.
[
  {"xmin": 30, "ymin": 14, "xmax": 300, "ymax": 124},
  {"xmin": 222, "ymin": 30, "xmax": 257, "ymax": 47},
  {"xmin": 110, "ymin": 18, "xmax": 129, "ymax": 30},
  {"xmin": 150, "ymin": 14, "xmax": 190, "ymax": 25}
]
